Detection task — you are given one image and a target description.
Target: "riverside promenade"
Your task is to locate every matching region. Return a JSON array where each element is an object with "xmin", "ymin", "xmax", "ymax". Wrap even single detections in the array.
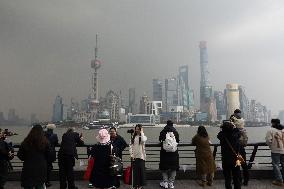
[{"xmin": 5, "ymin": 180, "xmax": 280, "ymax": 189}]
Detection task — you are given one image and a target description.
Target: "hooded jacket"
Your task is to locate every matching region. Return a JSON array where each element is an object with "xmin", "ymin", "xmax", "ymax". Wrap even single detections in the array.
[{"xmin": 266, "ymin": 127, "xmax": 284, "ymax": 154}]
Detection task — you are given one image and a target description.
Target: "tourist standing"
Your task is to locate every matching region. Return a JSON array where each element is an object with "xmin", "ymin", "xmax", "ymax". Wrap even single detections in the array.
[
  {"xmin": 89, "ymin": 129, "xmax": 116, "ymax": 189},
  {"xmin": 58, "ymin": 128, "xmax": 84, "ymax": 189},
  {"xmin": 217, "ymin": 121, "xmax": 241, "ymax": 189},
  {"xmin": 17, "ymin": 125, "xmax": 51, "ymax": 189},
  {"xmin": 230, "ymin": 109, "xmax": 249, "ymax": 185},
  {"xmin": 159, "ymin": 120, "xmax": 179, "ymax": 189},
  {"xmin": 109, "ymin": 127, "xmax": 127, "ymax": 188},
  {"xmin": 44, "ymin": 124, "xmax": 58, "ymax": 187},
  {"xmin": 192, "ymin": 126, "xmax": 216, "ymax": 187},
  {"xmin": 0, "ymin": 131, "xmax": 14, "ymax": 189},
  {"xmin": 265, "ymin": 119, "xmax": 284, "ymax": 186},
  {"xmin": 129, "ymin": 124, "xmax": 147, "ymax": 189}
]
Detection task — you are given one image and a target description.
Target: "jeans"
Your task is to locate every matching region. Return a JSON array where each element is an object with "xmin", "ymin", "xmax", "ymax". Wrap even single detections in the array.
[
  {"xmin": 271, "ymin": 153, "xmax": 284, "ymax": 182},
  {"xmin": 162, "ymin": 169, "xmax": 176, "ymax": 183}
]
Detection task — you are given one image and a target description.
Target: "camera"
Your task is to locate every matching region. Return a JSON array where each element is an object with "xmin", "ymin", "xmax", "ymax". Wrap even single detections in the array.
[{"xmin": 127, "ymin": 129, "xmax": 134, "ymax": 134}]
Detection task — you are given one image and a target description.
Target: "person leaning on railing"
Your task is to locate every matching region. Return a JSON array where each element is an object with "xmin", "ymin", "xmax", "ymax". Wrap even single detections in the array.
[
  {"xmin": 17, "ymin": 125, "xmax": 51, "ymax": 189},
  {"xmin": 192, "ymin": 126, "xmax": 216, "ymax": 187},
  {"xmin": 265, "ymin": 119, "xmax": 284, "ymax": 186}
]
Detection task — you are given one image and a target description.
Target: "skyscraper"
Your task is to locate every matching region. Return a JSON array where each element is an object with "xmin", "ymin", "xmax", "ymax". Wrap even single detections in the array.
[
  {"xmin": 152, "ymin": 79, "xmax": 163, "ymax": 101},
  {"xmin": 52, "ymin": 95, "xmax": 63, "ymax": 122},
  {"xmin": 165, "ymin": 77, "xmax": 179, "ymax": 112},
  {"xmin": 214, "ymin": 91, "xmax": 226, "ymax": 120},
  {"xmin": 129, "ymin": 88, "xmax": 136, "ymax": 114},
  {"xmin": 239, "ymin": 86, "xmax": 250, "ymax": 120},
  {"xmin": 279, "ymin": 110, "xmax": 284, "ymax": 124},
  {"xmin": 178, "ymin": 65, "xmax": 194, "ymax": 110},
  {"xmin": 226, "ymin": 84, "xmax": 240, "ymax": 118},
  {"xmin": 199, "ymin": 41, "xmax": 213, "ymax": 112},
  {"xmin": 139, "ymin": 95, "xmax": 151, "ymax": 114}
]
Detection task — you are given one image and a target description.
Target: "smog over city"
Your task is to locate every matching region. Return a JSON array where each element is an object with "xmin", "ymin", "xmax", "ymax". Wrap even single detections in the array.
[{"xmin": 1, "ymin": 0, "xmax": 284, "ymax": 123}]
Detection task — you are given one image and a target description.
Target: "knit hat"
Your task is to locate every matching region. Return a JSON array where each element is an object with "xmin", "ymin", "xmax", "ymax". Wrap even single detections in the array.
[
  {"xmin": 96, "ymin": 129, "xmax": 110, "ymax": 144},
  {"xmin": 234, "ymin": 109, "xmax": 241, "ymax": 114},
  {"xmin": 271, "ymin": 119, "xmax": 280, "ymax": 124},
  {"xmin": 167, "ymin": 120, "xmax": 173, "ymax": 126},
  {"xmin": 46, "ymin": 124, "xmax": 56, "ymax": 130}
]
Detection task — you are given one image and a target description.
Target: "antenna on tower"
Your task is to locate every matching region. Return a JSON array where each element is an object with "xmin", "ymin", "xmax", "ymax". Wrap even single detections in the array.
[{"xmin": 95, "ymin": 34, "xmax": 98, "ymax": 60}]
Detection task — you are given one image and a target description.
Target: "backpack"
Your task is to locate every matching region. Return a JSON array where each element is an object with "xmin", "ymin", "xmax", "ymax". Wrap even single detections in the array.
[
  {"xmin": 163, "ymin": 132, "xmax": 178, "ymax": 152},
  {"xmin": 239, "ymin": 129, "xmax": 248, "ymax": 147}
]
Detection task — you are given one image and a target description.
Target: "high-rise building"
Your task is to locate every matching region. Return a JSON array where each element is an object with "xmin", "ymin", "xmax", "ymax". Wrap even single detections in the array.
[
  {"xmin": 52, "ymin": 95, "xmax": 63, "ymax": 122},
  {"xmin": 152, "ymin": 79, "xmax": 163, "ymax": 101},
  {"xmin": 178, "ymin": 65, "xmax": 194, "ymax": 110},
  {"xmin": 129, "ymin": 88, "xmax": 136, "ymax": 114},
  {"xmin": 8, "ymin": 109, "xmax": 16, "ymax": 122},
  {"xmin": 30, "ymin": 113, "xmax": 38, "ymax": 124},
  {"xmin": 214, "ymin": 91, "xmax": 226, "ymax": 120},
  {"xmin": 239, "ymin": 86, "xmax": 250, "ymax": 120},
  {"xmin": 139, "ymin": 95, "xmax": 151, "ymax": 114},
  {"xmin": 226, "ymin": 84, "xmax": 240, "ymax": 118},
  {"xmin": 165, "ymin": 77, "xmax": 179, "ymax": 112},
  {"xmin": 199, "ymin": 41, "xmax": 213, "ymax": 113},
  {"xmin": 105, "ymin": 90, "xmax": 120, "ymax": 121},
  {"xmin": 279, "ymin": 110, "xmax": 284, "ymax": 123},
  {"xmin": 0, "ymin": 112, "xmax": 5, "ymax": 123}
]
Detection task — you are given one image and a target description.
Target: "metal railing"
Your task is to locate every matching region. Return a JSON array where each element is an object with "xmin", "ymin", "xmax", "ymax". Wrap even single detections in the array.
[{"xmin": 10, "ymin": 142, "xmax": 271, "ymax": 170}]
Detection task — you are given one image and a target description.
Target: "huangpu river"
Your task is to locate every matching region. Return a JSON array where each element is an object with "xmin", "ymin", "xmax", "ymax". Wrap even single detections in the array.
[{"xmin": 1, "ymin": 125, "xmax": 271, "ymax": 144}]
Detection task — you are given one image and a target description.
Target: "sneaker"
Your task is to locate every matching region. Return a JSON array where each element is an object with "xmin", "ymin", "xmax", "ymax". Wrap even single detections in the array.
[
  {"xmin": 168, "ymin": 182, "xmax": 174, "ymax": 189},
  {"xmin": 197, "ymin": 180, "xmax": 207, "ymax": 187},
  {"xmin": 160, "ymin": 181, "xmax": 168, "ymax": 188},
  {"xmin": 207, "ymin": 181, "xmax": 213, "ymax": 186},
  {"xmin": 272, "ymin": 180, "xmax": 283, "ymax": 186},
  {"xmin": 88, "ymin": 183, "xmax": 94, "ymax": 188}
]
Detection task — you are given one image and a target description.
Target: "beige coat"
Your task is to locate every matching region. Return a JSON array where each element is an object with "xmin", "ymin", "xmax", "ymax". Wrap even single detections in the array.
[{"xmin": 192, "ymin": 134, "xmax": 216, "ymax": 175}]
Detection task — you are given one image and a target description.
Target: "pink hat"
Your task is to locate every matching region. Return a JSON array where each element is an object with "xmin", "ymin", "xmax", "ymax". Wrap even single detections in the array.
[{"xmin": 96, "ymin": 129, "xmax": 110, "ymax": 144}]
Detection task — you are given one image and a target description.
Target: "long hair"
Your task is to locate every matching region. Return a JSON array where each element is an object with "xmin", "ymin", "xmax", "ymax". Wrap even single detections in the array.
[
  {"xmin": 197, "ymin": 126, "xmax": 208, "ymax": 138},
  {"xmin": 22, "ymin": 125, "xmax": 48, "ymax": 151},
  {"xmin": 131, "ymin": 124, "xmax": 142, "ymax": 145}
]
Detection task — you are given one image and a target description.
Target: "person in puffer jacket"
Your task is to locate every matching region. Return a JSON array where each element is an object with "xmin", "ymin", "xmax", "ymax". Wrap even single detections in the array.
[{"xmin": 265, "ymin": 119, "xmax": 284, "ymax": 186}]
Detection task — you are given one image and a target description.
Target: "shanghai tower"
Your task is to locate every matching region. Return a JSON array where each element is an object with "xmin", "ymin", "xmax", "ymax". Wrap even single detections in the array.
[{"xmin": 199, "ymin": 41, "xmax": 213, "ymax": 112}]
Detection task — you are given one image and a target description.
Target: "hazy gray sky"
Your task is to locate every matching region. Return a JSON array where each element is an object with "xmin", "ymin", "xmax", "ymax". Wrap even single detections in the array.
[{"xmin": 1, "ymin": 0, "xmax": 284, "ymax": 120}]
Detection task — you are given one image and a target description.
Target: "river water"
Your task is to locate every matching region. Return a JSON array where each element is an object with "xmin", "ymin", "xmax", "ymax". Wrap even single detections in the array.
[{"xmin": 1, "ymin": 125, "xmax": 270, "ymax": 144}]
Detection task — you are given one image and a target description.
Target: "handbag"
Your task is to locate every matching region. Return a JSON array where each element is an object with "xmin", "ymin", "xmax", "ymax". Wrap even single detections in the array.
[
  {"xmin": 83, "ymin": 157, "xmax": 95, "ymax": 180},
  {"xmin": 224, "ymin": 137, "xmax": 245, "ymax": 166},
  {"xmin": 109, "ymin": 144, "xmax": 123, "ymax": 177},
  {"xmin": 124, "ymin": 166, "xmax": 132, "ymax": 185}
]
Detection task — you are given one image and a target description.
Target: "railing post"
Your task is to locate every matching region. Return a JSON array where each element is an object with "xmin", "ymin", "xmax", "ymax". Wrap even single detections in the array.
[
  {"xmin": 247, "ymin": 145, "xmax": 259, "ymax": 169},
  {"xmin": 213, "ymin": 145, "xmax": 218, "ymax": 160}
]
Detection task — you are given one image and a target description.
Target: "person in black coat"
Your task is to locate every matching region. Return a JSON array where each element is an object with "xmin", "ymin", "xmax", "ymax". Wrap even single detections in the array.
[
  {"xmin": 58, "ymin": 128, "xmax": 84, "ymax": 189},
  {"xmin": 17, "ymin": 125, "xmax": 51, "ymax": 189},
  {"xmin": 44, "ymin": 124, "xmax": 59, "ymax": 187},
  {"xmin": 217, "ymin": 120, "xmax": 242, "ymax": 189},
  {"xmin": 89, "ymin": 129, "xmax": 116, "ymax": 189},
  {"xmin": 109, "ymin": 127, "xmax": 127, "ymax": 188},
  {"xmin": 159, "ymin": 120, "xmax": 180, "ymax": 189},
  {"xmin": 0, "ymin": 132, "xmax": 14, "ymax": 189}
]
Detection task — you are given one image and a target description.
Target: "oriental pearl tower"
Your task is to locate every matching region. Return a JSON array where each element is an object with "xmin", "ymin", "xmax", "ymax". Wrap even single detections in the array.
[{"xmin": 89, "ymin": 34, "xmax": 102, "ymax": 119}]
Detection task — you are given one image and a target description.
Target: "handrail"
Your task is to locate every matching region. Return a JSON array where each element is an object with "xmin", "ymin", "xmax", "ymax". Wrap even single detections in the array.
[{"xmin": 10, "ymin": 142, "xmax": 271, "ymax": 170}]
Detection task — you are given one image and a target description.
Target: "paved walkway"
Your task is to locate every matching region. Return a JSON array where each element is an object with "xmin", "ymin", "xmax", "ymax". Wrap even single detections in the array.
[{"xmin": 5, "ymin": 180, "xmax": 282, "ymax": 189}]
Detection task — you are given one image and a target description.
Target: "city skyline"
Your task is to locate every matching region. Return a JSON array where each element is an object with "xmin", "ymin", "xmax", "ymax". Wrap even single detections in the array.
[{"xmin": 1, "ymin": 0, "xmax": 284, "ymax": 120}]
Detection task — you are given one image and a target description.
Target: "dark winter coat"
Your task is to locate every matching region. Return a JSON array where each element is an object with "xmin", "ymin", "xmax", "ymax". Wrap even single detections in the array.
[
  {"xmin": 217, "ymin": 127, "xmax": 241, "ymax": 165},
  {"xmin": 17, "ymin": 143, "xmax": 51, "ymax": 188},
  {"xmin": 58, "ymin": 130, "xmax": 84, "ymax": 159},
  {"xmin": 45, "ymin": 129, "xmax": 58, "ymax": 162},
  {"xmin": 192, "ymin": 135, "xmax": 216, "ymax": 175},
  {"xmin": 110, "ymin": 135, "xmax": 127, "ymax": 159},
  {"xmin": 159, "ymin": 125, "xmax": 180, "ymax": 171},
  {"xmin": 89, "ymin": 142, "xmax": 115, "ymax": 188}
]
